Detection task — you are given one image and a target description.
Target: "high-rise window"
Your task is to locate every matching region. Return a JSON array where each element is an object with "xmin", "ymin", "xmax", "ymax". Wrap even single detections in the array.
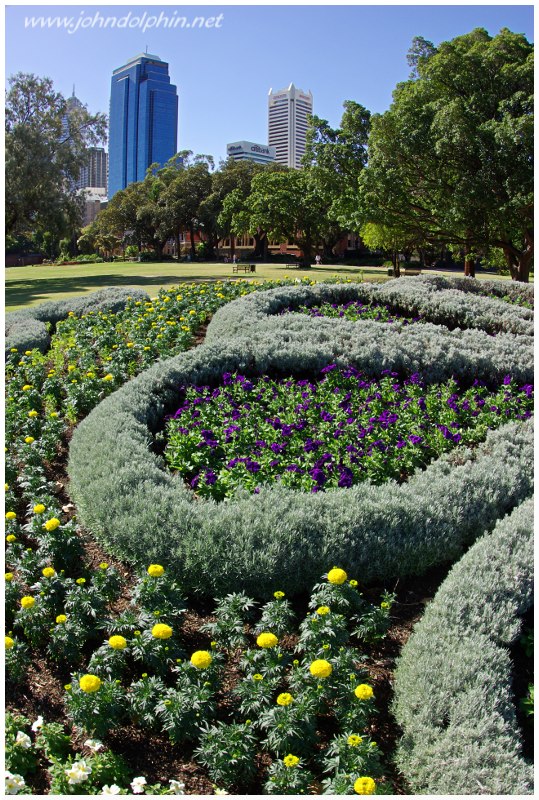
[{"xmin": 108, "ymin": 53, "xmax": 178, "ymax": 198}]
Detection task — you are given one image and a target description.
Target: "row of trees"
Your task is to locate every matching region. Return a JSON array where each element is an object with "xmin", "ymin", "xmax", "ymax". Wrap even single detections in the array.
[{"xmin": 6, "ymin": 27, "xmax": 533, "ymax": 280}]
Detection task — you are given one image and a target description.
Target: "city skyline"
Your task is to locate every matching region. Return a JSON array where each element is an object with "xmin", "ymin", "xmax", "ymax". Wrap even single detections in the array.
[{"xmin": 5, "ymin": 5, "xmax": 534, "ymax": 165}]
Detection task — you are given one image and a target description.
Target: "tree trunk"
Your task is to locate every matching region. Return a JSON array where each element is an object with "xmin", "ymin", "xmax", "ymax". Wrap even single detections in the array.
[
  {"xmin": 393, "ymin": 250, "xmax": 400, "ymax": 277},
  {"xmin": 174, "ymin": 232, "xmax": 181, "ymax": 260},
  {"xmin": 230, "ymin": 235, "xmax": 235, "ymax": 260},
  {"xmin": 189, "ymin": 223, "xmax": 197, "ymax": 260},
  {"xmin": 463, "ymin": 243, "xmax": 475, "ymax": 278},
  {"xmin": 299, "ymin": 235, "xmax": 314, "ymax": 268},
  {"xmin": 253, "ymin": 230, "xmax": 268, "ymax": 260},
  {"xmin": 502, "ymin": 236, "xmax": 533, "ymax": 283}
]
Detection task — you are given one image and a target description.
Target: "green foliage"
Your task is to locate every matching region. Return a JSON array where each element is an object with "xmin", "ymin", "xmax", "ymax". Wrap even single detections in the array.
[
  {"xmin": 264, "ymin": 756, "xmax": 315, "ymax": 794},
  {"xmin": 195, "ymin": 721, "xmax": 259, "ymax": 789},
  {"xmin": 65, "ymin": 676, "xmax": 126, "ymax": 738},
  {"xmin": 5, "ymin": 713, "xmax": 39, "ymax": 776},
  {"xmin": 47, "ymin": 750, "xmax": 132, "ymax": 795},
  {"xmin": 392, "ymin": 497, "xmax": 534, "ymax": 794},
  {"xmin": 200, "ymin": 592, "xmax": 258, "ymax": 650},
  {"xmin": 520, "ymin": 684, "xmax": 534, "ymax": 718}
]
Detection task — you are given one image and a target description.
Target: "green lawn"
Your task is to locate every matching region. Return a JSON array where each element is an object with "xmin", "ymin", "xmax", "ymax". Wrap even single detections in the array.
[{"xmin": 5, "ymin": 260, "xmax": 515, "ymax": 312}]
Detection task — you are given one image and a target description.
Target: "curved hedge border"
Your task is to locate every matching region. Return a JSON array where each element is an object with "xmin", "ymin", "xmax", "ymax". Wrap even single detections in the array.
[
  {"xmin": 205, "ymin": 278, "xmax": 533, "ymax": 342},
  {"xmin": 5, "ymin": 287, "xmax": 150, "ymax": 355},
  {"xmin": 415, "ymin": 274, "xmax": 534, "ymax": 304},
  {"xmin": 67, "ymin": 327, "xmax": 534, "ymax": 597},
  {"xmin": 392, "ymin": 497, "xmax": 534, "ymax": 795}
]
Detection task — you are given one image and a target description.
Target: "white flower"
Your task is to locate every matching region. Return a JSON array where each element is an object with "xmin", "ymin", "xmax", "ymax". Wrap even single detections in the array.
[
  {"xmin": 101, "ymin": 785, "xmax": 122, "ymax": 795},
  {"xmin": 84, "ymin": 738, "xmax": 103, "ymax": 752},
  {"xmin": 14, "ymin": 731, "xmax": 31, "ymax": 749},
  {"xmin": 5, "ymin": 771, "xmax": 26, "ymax": 795},
  {"xmin": 214, "ymin": 790, "xmax": 229, "ymax": 796},
  {"xmin": 31, "ymin": 716, "xmax": 44, "ymax": 732},
  {"xmin": 130, "ymin": 776, "xmax": 147, "ymax": 794},
  {"xmin": 169, "ymin": 779, "xmax": 186, "ymax": 794},
  {"xmin": 65, "ymin": 760, "xmax": 92, "ymax": 785}
]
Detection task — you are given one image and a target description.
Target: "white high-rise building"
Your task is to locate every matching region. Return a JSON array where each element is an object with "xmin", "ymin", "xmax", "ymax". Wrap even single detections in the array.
[
  {"xmin": 268, "ymin": 83, "xmax": 313, "ymax": 169},
  {"xmin": 226, "ymin": 141, "xmax": 276, "ymax": 165}
]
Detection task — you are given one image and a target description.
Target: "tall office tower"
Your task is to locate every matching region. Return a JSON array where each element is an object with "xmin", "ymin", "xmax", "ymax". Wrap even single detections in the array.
[
  {"xmin": 108, "ymin": 53, "xmax": 178, "ymax": 198},
  {"xmin": 268, "ymin": 84, "xmax": 313, "ymax": 169},
  {"xmin": 77, "ymin": 147, "xmax": 108, "ymax": 191}
]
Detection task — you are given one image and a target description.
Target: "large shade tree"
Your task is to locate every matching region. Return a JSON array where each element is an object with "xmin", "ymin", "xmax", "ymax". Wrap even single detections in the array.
[
  {"xmin": 5, "ymin": 73, "xmax": 107, "ymax": 240},
  {"xmin": 357, "ymin": 28, "xmax": 533, "ymax": 281}
]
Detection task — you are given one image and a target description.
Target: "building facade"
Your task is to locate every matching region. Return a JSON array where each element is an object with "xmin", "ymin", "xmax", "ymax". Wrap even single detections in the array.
[
  {"xmin": 78, "ymin": 147, "xmax": 108, "ymax": 191},
  {"xmin": 226, "ymin": 140, "xmax": 276, "ymax": 165},
  {"xmin": 108, "ymin": 53, "xmax": 178, "ymax": 198},
  {"xmin": 268, "ymin": 84, "xmax": 313, "ymax": 169}
]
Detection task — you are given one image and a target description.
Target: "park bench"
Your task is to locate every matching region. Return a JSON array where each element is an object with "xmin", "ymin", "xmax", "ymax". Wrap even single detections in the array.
[
  {"xmin": 402, "ymin": 267, "xmax": 422, "ymax": 276},
  {"xmin": 286, "ymin": 263, "xmax": 303, "ymax": 268},
  {"xmin": 232, "ymin": 263, "xmax": 256, "ymax": 273}
]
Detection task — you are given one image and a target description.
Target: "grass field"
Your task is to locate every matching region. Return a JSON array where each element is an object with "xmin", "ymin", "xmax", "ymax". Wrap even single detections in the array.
[{"xmin": 5, "ymin": 260, "xmax": 515, "ymax": 312}]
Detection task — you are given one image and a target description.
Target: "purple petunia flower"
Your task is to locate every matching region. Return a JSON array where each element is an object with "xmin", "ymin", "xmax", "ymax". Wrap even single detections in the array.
[
  {"xmin": 205, "ymin": 470, "xmax": 217, "ymax": 485},
  {"xmin": 408, "ymin": 435, "xmax": 423, "ymax": 445},
  {"xmin": 338, "ymin": 467, "xmax": 354, "ymax": 488}
]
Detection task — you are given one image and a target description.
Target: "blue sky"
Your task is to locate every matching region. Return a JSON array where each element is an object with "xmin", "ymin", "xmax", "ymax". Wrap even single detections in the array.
[{"xmin": 5, "ymin": 4, "xmax": 534, "ymax": 164}]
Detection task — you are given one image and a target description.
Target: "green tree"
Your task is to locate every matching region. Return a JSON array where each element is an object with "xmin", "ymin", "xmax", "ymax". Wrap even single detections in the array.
[
  {"xmin": 358, "ymin": 28, "xmax": 533, "ymax": 281},
  {"xmin": 5, "ymin": 73, "xmax": 107, "ymax": 239},
  {"xmin": 304, "ymin": 101, "xmax": 371, "ymax": 258},
  {"xmin": 243, "ymin": 169, "xmax": 330, "ymax": 267}
]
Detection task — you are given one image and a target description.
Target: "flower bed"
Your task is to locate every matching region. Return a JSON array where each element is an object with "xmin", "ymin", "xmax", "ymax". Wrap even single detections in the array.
[
  {"xmin": 163, "ymin": 367, "xmax": 532, "ymax": 500},
  {"xmin": 5, "ymin": 564, "xmax": 397, "ymax": 795},
  {"xmin": 392, "ymin": 497, "xmax": 534, "ymax": 795},
  {"xmin": 206, "ymin": 278, "xmax": 534, "ymax": 344},
  {"xmin": 68, "ymin": 329, "xmax": 534, "ymax": 596}
]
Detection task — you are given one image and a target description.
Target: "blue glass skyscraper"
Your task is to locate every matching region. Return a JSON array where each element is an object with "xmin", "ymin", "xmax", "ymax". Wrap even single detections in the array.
[{"xmin": 108, "ymin": 53, "xmax": 178, "ymax": 197}]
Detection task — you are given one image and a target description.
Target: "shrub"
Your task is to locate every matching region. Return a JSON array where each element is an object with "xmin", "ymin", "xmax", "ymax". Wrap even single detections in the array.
[
  {"xmin": 5, "ymin": 288, "xmax": 150, "ymax": 355},
  {"xmin": 392, "ymin": 497, "xmax": 534, "ymax": 795},
  {"xmin": 205, "ymin": 279, "xmax": 533, "ymax": 342},
  {"xmin": 67, "ymin": 333, "xmax": 534, "ymax": 597}
]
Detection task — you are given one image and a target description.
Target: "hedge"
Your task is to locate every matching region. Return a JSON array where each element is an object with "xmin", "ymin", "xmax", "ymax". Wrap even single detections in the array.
[
  {"xmin": 5, "ymin": 287, "xmax": 150, "ymax": 355},
  {"xmin": 67, "ymin": 329, "xmax": 534, "ymax": 597},
  {"xmin": 392, "ymin": 497, "xmax": 534, "ymax": 795},
  {"xmin": 205, "ymin": 278, "xmax": 533, "ymax": 343}
]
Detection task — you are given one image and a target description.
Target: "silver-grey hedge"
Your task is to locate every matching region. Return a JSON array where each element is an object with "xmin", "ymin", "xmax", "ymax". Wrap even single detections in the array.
[
  {"xmin": 67, "ymin": 331, "xmax": 534, "ymax": 597},
  {"xmin": 206, "ymin": 278, "xmax": 533, "ymax": 343},
  {"xmin": 5, "ymin": 287, "xmax": 150, "ymax": 355},
  {"xmin": 392, "ymin": 497, "xmax": 534, "ymax": 795}
]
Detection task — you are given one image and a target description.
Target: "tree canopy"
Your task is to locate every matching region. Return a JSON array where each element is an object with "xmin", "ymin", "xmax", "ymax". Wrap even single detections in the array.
[{"xmin": 5, "ymin": 73, "xmax": 107, "ymax": 239}]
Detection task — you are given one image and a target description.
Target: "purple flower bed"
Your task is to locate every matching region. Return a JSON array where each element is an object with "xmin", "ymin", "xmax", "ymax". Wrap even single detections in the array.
[
  {"xmin": 281, "ymin": 300, "xmax": 422, "ymax": 325},
  {"xmin": 163, "ymin": 367, "xmax": 533, "ymax": 501}
]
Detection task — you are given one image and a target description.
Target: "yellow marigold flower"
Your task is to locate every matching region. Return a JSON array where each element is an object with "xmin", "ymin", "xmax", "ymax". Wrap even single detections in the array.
[
  {"xmin": 5, "ymin": 511, "xmax": 17, "ymax": 520},
  {"xmin": 4, "ymin": 484, "xmax": 9, "ymax": 491},
  {"xmin": 381, "ymin": 601, "xmax": 390, "ymax": 609},
  {"xmin": 22, "ymin": 384, "xmax": 32, "ymax": 390},
  {"xmin": 256, "ymin": 632, "xmax": 278, "ymax": 649},
  {"xmin": 252, "ymin": 673, "xmax": 263, "ymax": 681},
  {"xmin": 276, "ymin": 693, "xmax": 293, "ymax": 706},
  {"xmin": 190, "ymin": 650, "xmax": 212, "ymax": 669},
  {"xmin": 6, "ymin": 535, "xmax": 17, "ymax": 543},
  {"xmin": 309, "ymin": 659, "xmax": 333, "ymax": 678},
  {"xmin": 20, "ymin": 596, "xmax": 36, "ymax": 609},
  {"xmin": 5, "ymin": 573, "xmax": 14, "ymax": 582},
  {"xmin": 86, "ymin": 371, "xmax": 95, "ymax": 378},
  {"xmin": 42, "ymin": 567, "xmax": 56, "ymax": 578},
  {"xmin": 354, "ymin": 777, "xmax": 376, "ymax": 795},
  {"xmin": 56, "ymin": 615, "xmax": 67, "ymax": 624},
  {"xmin": 347, "ymin": 734, "xmax": 363, "ymax": 747},
  {"xmin": 10, "ymin": 347, "xmax": 18, "ymax": 352},
  {"xmin": 103, "ymin": 374, "xmax": 114, "ymax": 381},
  {"xmin": 24, "ymin": 436, "xmax": 35, "ymax": 444},
  {"xmin": 33, "ymin": 504, "xmax": 46, "ymax": 514},
  {"xmin": 283, "ymin": 754, "xmax": 300, "ymax": 768},
  {"xmin": 274, "ymin": 591, "xmax": 285, "ymax": 599},
  {"xmin": 67, "ymin": 365, "xmax": 75, "ymax": 372},
  {"xmin": 79, "ymin": 674, "xmax": 102, "ymax": 693},
  {"xmin": 316, "ymin": 606, "xmax": 330, "ymax": 615},
  {"xmin": 349, "ymin": 579, "xmax": 359, "ymax": 587},
  {"xmin": 6, "ymin": 636, "xmax": 15, "ymax": 649},
  {"xmin": 327, "ymin": 567, "xmax": 348, "ymax": 585},
  {"xmin": 152, "ymin": 623, "xmax": 173, "ymax": 640},
  {"xmin": 354, "ymin": 684, "xmax": 374, "ymax": 701},
  {"xmin": 64, "ymin": 684, "xmax": 72, "ymax": 691},
  {"xmin": 76, "ymin": 578, "xmax": 86, "ymax": 585},
  {"xmin": 147, "ymin": 564, "xmax": 165, "ymax": 577},
  {"xmin": 109, "ymin": 635, "xmax": 127, "ymax": 650},
  {"xmin": 28, "ymin": 410, "xmax": 38, "ymax": 418},
  {"xmin": 50, "ymin": 412, "xmax": 58, "ymax": 418},
  {"xmin": 99, "ymin": 563, "xmax": 109, "ymax": 570},
  {"xmin": 43, "ymin": 518, "xmax": 60, "ymax": 532}
]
